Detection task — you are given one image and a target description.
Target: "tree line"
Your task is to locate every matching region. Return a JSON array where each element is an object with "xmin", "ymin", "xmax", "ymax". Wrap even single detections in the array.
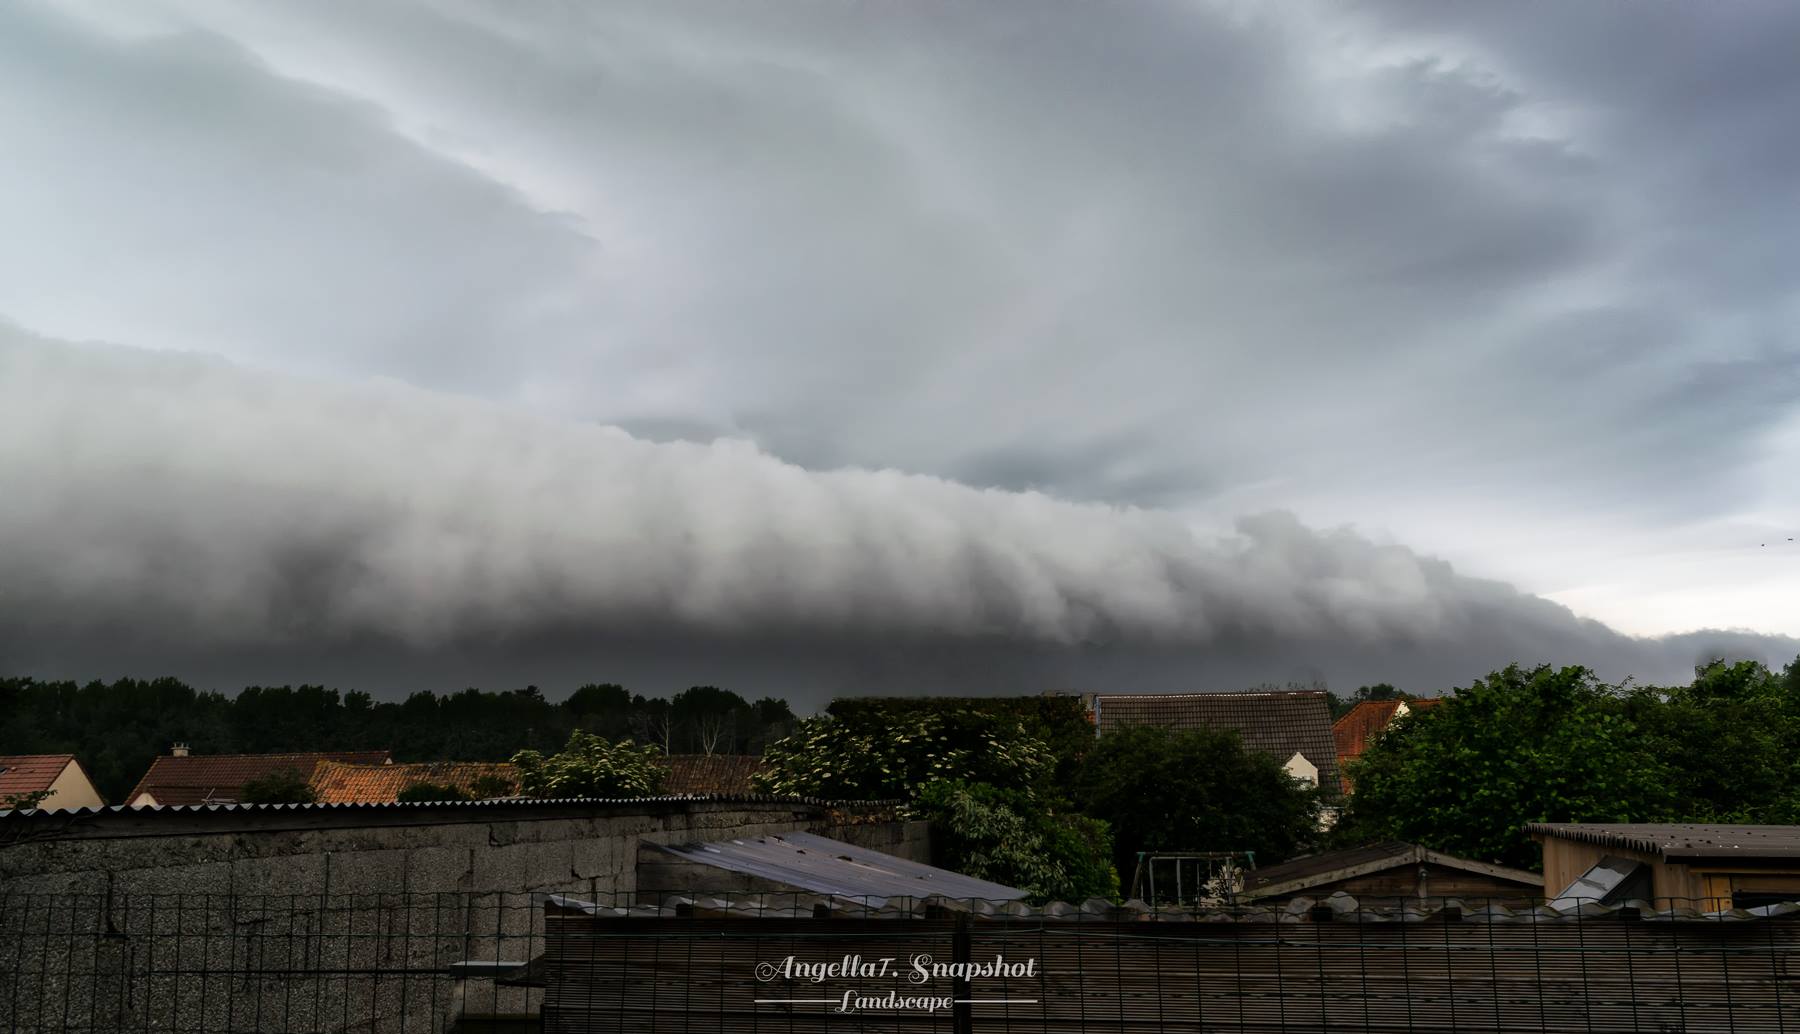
[{"xmin": 0, "ymin": 677, "xmax": 795, "ymax": 803}]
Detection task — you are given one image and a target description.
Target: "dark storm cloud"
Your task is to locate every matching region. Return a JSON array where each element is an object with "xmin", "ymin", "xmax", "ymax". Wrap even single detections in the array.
[
  {"xmin": 3, "ymin": 330, "xmax": 1793, "ymax": 707},
  {"xmin": 0, "ymin": 0, "xmax": 1797, "ymax": 686}
]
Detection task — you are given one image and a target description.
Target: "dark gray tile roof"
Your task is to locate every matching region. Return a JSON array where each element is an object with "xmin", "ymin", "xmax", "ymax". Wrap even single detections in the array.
[
  {"xmin": 1092, "ymin": 691, "xmax": 1340, "ymax": 794},
  {"xmin": 1529, "ymin": 823, "xmax": 1800, "ymax": 862}
]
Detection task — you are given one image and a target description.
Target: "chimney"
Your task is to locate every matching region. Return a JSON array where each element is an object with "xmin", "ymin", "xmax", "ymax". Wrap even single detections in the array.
[{"xmin": 171, "ymin": 742, "xmax": 190, "ymax": 757}]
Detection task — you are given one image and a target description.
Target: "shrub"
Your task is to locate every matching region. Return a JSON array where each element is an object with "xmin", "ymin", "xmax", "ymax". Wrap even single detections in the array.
[
  {"xmin": 238, "ymin": 767, "xmax": 317, "ymax": 805},
  {"xmin": 396, "ymin": 781, "xmax": 473, "ymax": 803},
  {"xmin": 908, "ymin": 779, "xmax": 1118, "ymax": 903},
  {"xmin": 512, "ymin": 731, "xmax": 667, "ymax": 798}
]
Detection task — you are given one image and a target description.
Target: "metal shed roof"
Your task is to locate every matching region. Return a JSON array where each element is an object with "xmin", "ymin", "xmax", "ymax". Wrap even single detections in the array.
[
  {"xmin": 646, "ymin": 831, "xmax": 1027, "ymax": 901},
  {"xmin": 1528, "ymin": 823, "xmax": 1800, "ymax": 862}
]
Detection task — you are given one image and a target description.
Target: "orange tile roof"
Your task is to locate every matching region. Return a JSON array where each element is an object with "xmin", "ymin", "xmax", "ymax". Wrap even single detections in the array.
[
  {"xmin": 0, "ymin": 754, "xmax": 76, "ymax": 799},
  {"xmin": 662, "ymin": 755, "xmax": 767, "ymax": 795},
  {"xmin": 1332, "ymin": 698, "xmax": 1440, "ymax": 792},
  {"xmin": 127, "ymin": 750, "xmax": 391, "ymax": 806},
  {"xmin": 310, "ymin": 761, "xmax": 519, "ymax": 803}
]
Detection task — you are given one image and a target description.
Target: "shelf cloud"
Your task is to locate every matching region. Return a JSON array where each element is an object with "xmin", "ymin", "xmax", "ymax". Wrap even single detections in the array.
[{"xmin": 5, "ymin": 329, "xmax": 1791, "ymax": 704}]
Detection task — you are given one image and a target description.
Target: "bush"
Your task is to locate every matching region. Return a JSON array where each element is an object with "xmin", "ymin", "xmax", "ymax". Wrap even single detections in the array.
[
  {"xmin": 753, "ymin": 710, "xmax": 1055, "ymax": 800},
  {"xmin": 396, "ymin": 781, "xmax": 473, "ymax": 803},
  {"xmin": 908, "ymin": 780, "xmax": 1118, "ymax": 903},
  {"xmin": 512, "ymin": 731, "xmax": 667, "ymax": 798},
  {"xmin": 238, "ymin": 767, "xmax": 317, "ymax": 805},
  {"xmin": 470, "ymin": 773, "xmax": 517, "ymax": 799}
]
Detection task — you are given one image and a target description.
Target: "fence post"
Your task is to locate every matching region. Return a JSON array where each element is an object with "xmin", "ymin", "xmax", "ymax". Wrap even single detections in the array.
[{"xmin": 953, "ymin": 910, "xmax": 973, "ymax": 1034}]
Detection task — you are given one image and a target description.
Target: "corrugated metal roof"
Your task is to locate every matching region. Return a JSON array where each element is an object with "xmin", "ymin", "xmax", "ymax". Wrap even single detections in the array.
[
  {"xmin": 1529, "ymin": 823, "xmax": 1800, "ymax": 861},
  {"xmin": 0, "ymin": 793, "xmax": 895, "ymax": 826},
  {"xmin": 647, "ymin": 831, "xmax": 1027, "ymax": 901},
  {"xmin": 1092, "ymin": 691, "xmax": 1341, "ymax": 793}
]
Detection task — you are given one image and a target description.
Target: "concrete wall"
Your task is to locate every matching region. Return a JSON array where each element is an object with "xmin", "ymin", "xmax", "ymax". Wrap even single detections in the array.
[
  {"xmin": 1, "ymin": 798, "xmax": 838, "ymax": 900},
  {"xmin": 0, "ymin": 798, "xmax": 919, "ymax": 1033}
]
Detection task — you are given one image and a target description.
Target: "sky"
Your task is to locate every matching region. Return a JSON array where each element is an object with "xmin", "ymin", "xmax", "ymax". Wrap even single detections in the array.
[{"xmin": 2, "ymin": 1, "xmax": 1797, "ymax": 706}]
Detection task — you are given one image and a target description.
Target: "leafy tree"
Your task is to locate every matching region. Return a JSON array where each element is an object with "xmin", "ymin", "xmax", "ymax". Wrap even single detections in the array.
[
  {"xmin": 908, "ymin": 780, "xmax": 1117, "ymax": 903},
  {"xmin": 512, "ymin": 731, "xmax": 668, "ymax": 798},
  {"xmin": 470, "ymin": 773, "xmax": 517, "ymax": 799},
  {"xmin": 1074, "ymin": 725, "xmax": 1320, "ymax": 879},
  {"xmin": 1622, "ymin": 659, "xmax": 1800, "ymax": 823},
  {"xmin": 396, "ymin": 781, "xmax": 473, "ymax": 803},
  {"xmin": 1342, "ymin": 664, "xmax": 1678, "ymax": 870},
  {"xmin": 238, "ymin": 767, "xmax": 317, "ymax": 805},
  {"xmin": 0, "ymin": 676, "xmax": 799, "ymax": 801},
  {"xmin": 753, "ymin": 710, "xmax": 1055, "ymax": 800},
  {"xmin": 670, "ymin": 685, "xmax": 752, "ymax": 755}
]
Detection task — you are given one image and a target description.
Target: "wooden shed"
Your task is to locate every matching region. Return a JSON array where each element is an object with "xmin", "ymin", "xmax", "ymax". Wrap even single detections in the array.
[
  {"xmin": 1531, "ymin": 822, "xmax": 1800, "ymax": 911},
  {"xmin": 1237, "ymin": 840, "xmax": 1542, "ymax": 904}
]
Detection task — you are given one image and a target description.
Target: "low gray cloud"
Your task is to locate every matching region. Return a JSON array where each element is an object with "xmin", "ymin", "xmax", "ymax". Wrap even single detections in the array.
[
  {"xmin": 1, "ymin": 1, "xmax": 1797, "ymax": 697},
  {"xmin": 4, "ymin": 329, "xmax": 1791, "ymax": 705}
]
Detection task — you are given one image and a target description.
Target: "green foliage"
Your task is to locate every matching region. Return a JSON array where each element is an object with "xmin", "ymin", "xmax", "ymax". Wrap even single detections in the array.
[
  {"xmin": 1, "ymin": 789, "xmax": 53, "ymax": 811},
  {"xmin": 1341, "ymin": 664, "xmax": 1679, "ymax": 870},
  {"xmin": 908, "ymin": 780, "xmax": 1118, "ymax": 903},
  {"xmin": 396, "ymin": 781, "xmax": 473, "ymax": 803},
  {"xmin": 238, "ymin": 767, "xmax": 317, "ymax": 805},
  {"xmin": 512, "ymin": 732, "xmax": 668, "ymax": 798},
  {"xmin": 1621, "ymin": 659, "xmax": 1800, "ymax": 823},
  {"xmin": 1074, "ymin": 725, "xmax": 1321, "ymax": 878},
  {"xmin": 470, "ymin": 773, "xmax": 517, "ymax": 799},
  {"xmin": 826, "ymin": 695, "xmax": 1094, "ymax": 782},
  {"xmin": 753, "ymin": 709, "xmax": 1055, "ymax": 801}
]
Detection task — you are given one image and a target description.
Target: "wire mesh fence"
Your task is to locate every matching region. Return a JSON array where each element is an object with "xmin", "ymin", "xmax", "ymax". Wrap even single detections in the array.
[{"xmin": 3, "ymin": 890, "xmax": 1798, "ymax": 1033}]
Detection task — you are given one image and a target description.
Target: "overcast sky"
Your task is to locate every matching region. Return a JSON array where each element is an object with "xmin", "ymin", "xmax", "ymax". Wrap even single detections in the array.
[{"xmin": 3, "ymin": 1, "xmax": 1797, "ymax": 704}]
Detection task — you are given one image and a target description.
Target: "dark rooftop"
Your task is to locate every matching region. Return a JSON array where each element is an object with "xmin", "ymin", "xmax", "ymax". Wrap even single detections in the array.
[
  {"xmin": 1092, "ymin": 691, "xmax": 1340, "ymax": 794},
  {"xmin": 646, "ymin": 830, "xmax": 1026, "ymax": 901},
  {"xmin": 1241, "ymin": 841, "xmax": 1541, "ymax": 900},
  {"xmin": 1529, "ymin": 823, "xmax": 1800, "ymax": 862}
]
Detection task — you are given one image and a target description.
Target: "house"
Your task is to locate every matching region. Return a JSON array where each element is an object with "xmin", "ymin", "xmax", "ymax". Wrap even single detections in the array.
[
  {"xmin": 1087, "ymin": 691, "xmax": 1340, "ymax": 794},
  {"xmin": 1332, "ymin": 697, "xmax": 1441, "ymax": 793},
  {"xmin": 310, "ymin": 760, "xmax": 518, "ymax": 803},
  {"xmin": 127, "ymin": 747, "xmax": 391, "ymax": 806},
  {"xmin": 0, "ymin": 754, "xmax": 106, "ymax": 812},
  {"xmin": 1237, "ymin": 840, "xmax": 1542, "ymax": 905},
  {"xmin": 1531, "ymin": 822, "xmax": 1800, "ymax": 911},
  {"xmin": 661, "ymin": 754, "xmax": 767, "ymax": 795}
]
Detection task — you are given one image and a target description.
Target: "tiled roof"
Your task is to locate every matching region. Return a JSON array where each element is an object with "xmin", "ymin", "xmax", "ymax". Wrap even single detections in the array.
[
  {"xmin": 0, "ymin": 755, "xmax": 75, "ymax": 798},
  {"xmin": 1332, "ymin": 698, "xmax": 1441, "ymax": 791},
  {"xmin": 661, "ymin": 754, "xmax": 767, "ymax": 795},
  {"xmin": 127, "ymin": 750, "xmax": 391, "ymax": 806},
  {"xmin": 1528, "ymin": 823, "xmax": 1800, "ymax": 862},
  {"xmin": 1092, "ymin": 691, "xmax": 1340, "ymax": 794},
  {"xmin": 311, "ymin": 761, "xmax": 518, "ymax": 804}
]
